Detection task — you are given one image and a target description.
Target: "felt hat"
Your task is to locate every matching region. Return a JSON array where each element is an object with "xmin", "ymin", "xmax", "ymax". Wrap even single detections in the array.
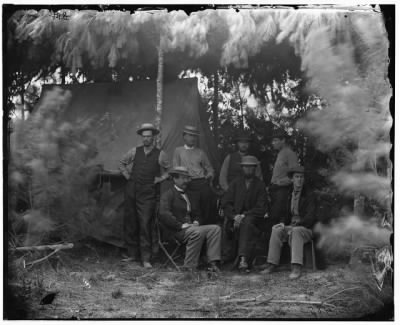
[
  {"xmin": 287, "ymin": 166, "xmax": 305, "ymax": 178},
  {"xmin": 182, "ymin": 125, "xmax": 200, "ymax": 136},
  {"xmin": 234, "ymin": 131, "xmax": 252, "ymax": 143},
  {"xmin": 169, "ymin": 166, "xmax": 191, "ymax": 177},
  {"xmin": 137, "ymin": 123, "xmax": 159, "ymax": 135},
  {"xmin": 239, "ymin": 155, "xmax": 260, "ymax": 166}
]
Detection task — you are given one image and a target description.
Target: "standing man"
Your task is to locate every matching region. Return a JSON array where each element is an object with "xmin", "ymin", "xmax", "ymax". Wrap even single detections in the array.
[
  {"xmin": 222, "ymin": 156, "xmax": 268, "ymax": 272},
  {"xmin": 119, "ymin": 123, "xmax": 170, "ymax": 268},
  {"xmin": 268, "ymin": 129, "xmax": 299, "ymax": 230},
  {"xmin": 219, "ymin": 132, "xmax": 263, "ymax": 192},
  {"xmin": 261, "ymin": 166, "xmax": 316, "ymax": 279},
  {"xmin": 173, "ymin": 125, "xmax": 216, "ymax": 225},
  {"xmin": 159, "ymin": 166, "xmax": 221, "ymax": 272}
]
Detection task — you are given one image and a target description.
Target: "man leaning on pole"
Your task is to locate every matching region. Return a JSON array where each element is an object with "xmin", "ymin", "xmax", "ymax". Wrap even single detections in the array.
[{"xmin": 119, "ymin": 123, "xmax": 170, "ymax": 269}]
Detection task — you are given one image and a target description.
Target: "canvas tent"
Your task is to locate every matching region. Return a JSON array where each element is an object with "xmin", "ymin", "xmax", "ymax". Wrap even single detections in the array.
[{"xmin": 37, "ymin": 78, "xmax": 220, "ymax": 247}]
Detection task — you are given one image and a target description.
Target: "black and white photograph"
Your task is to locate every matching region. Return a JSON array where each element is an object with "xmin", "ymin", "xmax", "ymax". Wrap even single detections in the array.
[{"xmin": 4, "ymin": 3, "xmax": 394, "ymax": 320}]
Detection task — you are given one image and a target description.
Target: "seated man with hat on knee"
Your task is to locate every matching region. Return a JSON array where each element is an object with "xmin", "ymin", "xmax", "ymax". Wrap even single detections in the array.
[
  {"xmin": 261, "ymin": 166, "xmax": 317, "ymax": 279},
  {"xmin": 221, "ymin": 156, "xmax": 268, "ymax": 272},
  {"xmin": 159, "ymin": 166, "xmax": 222, "ymax": 272}
]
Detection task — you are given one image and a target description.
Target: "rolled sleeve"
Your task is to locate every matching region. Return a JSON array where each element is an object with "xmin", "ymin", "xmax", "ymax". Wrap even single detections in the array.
[
  {"xmin": 119, "ymin": 147, "xmax": 136, "ymax": 179},
  {"xmin": 219, "ymin": 155, "xmax": 230, "ymax": 191}
]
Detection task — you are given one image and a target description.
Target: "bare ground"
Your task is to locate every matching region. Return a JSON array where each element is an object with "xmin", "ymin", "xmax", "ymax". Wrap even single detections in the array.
[{"xmin": 6, "ymin": 242, "xmax": 394, "ymax": 320}]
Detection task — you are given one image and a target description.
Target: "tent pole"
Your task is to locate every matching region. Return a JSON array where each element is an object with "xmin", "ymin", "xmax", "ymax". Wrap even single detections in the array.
[{"xmin": 155, "ymin": 43, "xmax": 164, "ymax": 148}]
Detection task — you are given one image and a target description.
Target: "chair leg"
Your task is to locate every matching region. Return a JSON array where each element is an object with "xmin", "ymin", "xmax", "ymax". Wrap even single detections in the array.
[
  {"xmin": 158, "ymin": 238, "xmax": 181, "ymax": 271},
  {"xmin": 311, "ymin": 240, "xmax": 317, "ymax": 271}
]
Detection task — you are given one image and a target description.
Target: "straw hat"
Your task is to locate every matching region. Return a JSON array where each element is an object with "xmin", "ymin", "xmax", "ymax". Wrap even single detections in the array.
[
  {"xmin": 137, "ymin": 123, "xmax": 159, "ymax": 135},
  {"xmin": 182, "ymin": 125, "xmax": 200, "ymax": 136}
]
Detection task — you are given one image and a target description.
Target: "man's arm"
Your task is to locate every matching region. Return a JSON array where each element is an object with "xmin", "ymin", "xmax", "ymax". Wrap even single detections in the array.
[
  {"xmin": 201, "ymin": 150, "xmax": 214, "ymax": 180},
  {"xmin": 118, "ymin": 147, "xmax": 136, "ymax": 180},
  {"xmin": 159, "ymin": 191, "xmax": 183, "ymax": 231},
  {"xmin": 221, "ymin": 180, "xmax": 237, "ymax": 220},
  {"xmin": 219, "ymin": 155, "xmax": 230, "ymax": 191},
  {"xmin": 172, "ymin": 147, "xmax": 181, "ymax": 168},
  {"xmin": 255, "ymin": 163, "xmax": 263, "ymax": 182},
  {"xmin": 157, "ymin": 150, "xmax": 171, "ymax": 183}
]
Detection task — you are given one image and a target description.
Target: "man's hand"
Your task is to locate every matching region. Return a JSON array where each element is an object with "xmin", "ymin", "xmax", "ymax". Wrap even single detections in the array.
[
  {"xmin": 272, "ymin": 223, "xmax": 285, "ymax": 230},
  {"xmin": 122, "ymin": 172, "xmax": 130, "ymax": 180},
  {"xmin": 181, "ymin": 223, "xmax": 191, "ymax": 229},
  {"xmin": 233, "ymin": 214, "xmax": 245, "ymax": 229}
]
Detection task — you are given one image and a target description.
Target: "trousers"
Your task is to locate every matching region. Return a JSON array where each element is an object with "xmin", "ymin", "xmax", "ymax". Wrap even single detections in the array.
[
  {"xmin": 181, "ymin": 225, "xmax": 222, "ymax": 268},
  {"xmin": 187, "ymin": 179, "xmax": 217, "ymax": 225},
  {"xmin": 267, "ymin": 226, "xmax": 313, "ymax": 265},
  {"xmin": 237, "ymin": 215, "xmax": 266, "ymax": 259},
  {"xmin": 124, "ymin": 180, "xmax": 158, "ymax": 262}
]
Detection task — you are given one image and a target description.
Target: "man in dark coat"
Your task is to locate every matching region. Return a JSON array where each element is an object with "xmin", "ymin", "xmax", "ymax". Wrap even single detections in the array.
[
  {"xmin": 222, "ymin": 156, "xmax": 268, "ymax": 272},
  {"xmin": 261, "ymin": 166, "xmax": 317, "ymax": 279},
  {"xmin": 119, "ymin": 123, "xmax": 170, "ymax": 268},
  {"xmin": 219, "ymin": 132, "xmax": 262, "ymax": 192},
  {"xmin": 159, "ymin": 166, "xmax": 221, "ymax": 271}
]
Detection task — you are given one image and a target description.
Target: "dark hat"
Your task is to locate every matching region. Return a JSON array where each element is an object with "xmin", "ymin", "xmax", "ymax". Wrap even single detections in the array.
[
  {"xmin": 234, "ymin": 131, "xmax": 252, "ymax": 143},
  {"xmin": 137, "ymin": 123, "xmax": 159, "ymax": 135},
  {"xmin": 239, "ymin": 155, "xmax": 260, "ymax": 166},
  {"xmin": 287, "ymin": 166, "xmax": 305, "ymax": 178},
  {"xmin": 183, "ymin": 125, "xmax": 200, "ymax": 136},
  {"xmin": 169, "ymin": 166, "xmax": 191, "ymax": 177},
  {"xmin": 270, "ymin": 129, "xmax": 288, "ymax": 140}
]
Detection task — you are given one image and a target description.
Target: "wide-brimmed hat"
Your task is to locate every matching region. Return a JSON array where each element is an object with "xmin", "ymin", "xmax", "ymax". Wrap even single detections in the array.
[
  {"xmin": 287, "ymin": 166, "xmax": 305, "ymax": 178},
  {"xmin": 183, "ymin": 125, "xmax": 200, "ymax": 136},
  {"xmin": 169, "ymin": 166, "xmax": 191, "ymax": 177},
  {"xmin": 234, "ymin": 131, "xmax": 252, "ymax": 143},
  {"xmin": 239, "ymin": 155, "xmax": 260, "ymax": 166},
  {"xmin": 270, "ymin": 129, "xmax": 288, "ymax": 140},
  {"xmin": 137, "ymin": 123, "xmax": 159, "ymax": 135}
]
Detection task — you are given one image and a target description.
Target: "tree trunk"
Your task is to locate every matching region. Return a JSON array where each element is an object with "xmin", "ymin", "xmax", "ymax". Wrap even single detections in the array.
[
  {"xmin": 212, "ymin": 72, "xmax": 219, "ymax": 139},
  {"xmin": 155, "ymin": 44, "xmax": 164, "ymax": 147}
]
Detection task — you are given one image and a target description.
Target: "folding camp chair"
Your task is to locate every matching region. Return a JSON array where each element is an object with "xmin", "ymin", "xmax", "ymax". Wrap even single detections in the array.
[{"xmin": 155, "ymin": 211, "xmax": 183, "ymax": 271}]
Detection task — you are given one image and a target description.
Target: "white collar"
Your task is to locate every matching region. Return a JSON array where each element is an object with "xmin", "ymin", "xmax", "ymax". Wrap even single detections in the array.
[
  {"xmin": 174, "ymin": 185, "xmax": 185, "ymax": 193},
  {"xmin": 184, "ymin": 144, "xmax": 195, "ymax": 150}
]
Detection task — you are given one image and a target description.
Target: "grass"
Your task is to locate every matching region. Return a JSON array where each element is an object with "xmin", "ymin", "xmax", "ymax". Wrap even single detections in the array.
[{"xmin": 5, "ymin": 241, "xmax": 394, "ymax": 320}]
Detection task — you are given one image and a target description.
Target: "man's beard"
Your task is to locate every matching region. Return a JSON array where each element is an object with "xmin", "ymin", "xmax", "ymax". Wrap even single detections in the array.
[{"xmin": 244, "ymin": 173, "xmax": 254, "ymax": 179}]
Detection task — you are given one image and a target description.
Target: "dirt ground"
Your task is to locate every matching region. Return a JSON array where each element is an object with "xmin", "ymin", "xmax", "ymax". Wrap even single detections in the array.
[{"xmin": 6, "ymin": 241, "xmax": 394, "ymax": 320}]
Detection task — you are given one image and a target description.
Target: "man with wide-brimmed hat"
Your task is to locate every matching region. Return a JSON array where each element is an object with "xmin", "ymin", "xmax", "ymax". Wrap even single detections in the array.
[
  {"xmin": 221, "ymin": 156, "xmax": 268, "ymax": 272},
  {"xmin": 173, "ymin": 125, "xmax": 216, "ymax": 224},
  {"xmin": 261, "ymin": 166, "xmax": 317, "ymax": 279},
  {"xmin": 268, "ymin": 129, "xmax": 299, "ymax": 232},
  {"xmin": 119, "ymin": 123, "xmax": 170, "ymax": 268},
  {"xmin": 159, "ymin": 166, "xmax": 221, "ymax": 272},
  {"xmin": 219, "ymin": 131, "xmax": 263, "ymax": 191}
]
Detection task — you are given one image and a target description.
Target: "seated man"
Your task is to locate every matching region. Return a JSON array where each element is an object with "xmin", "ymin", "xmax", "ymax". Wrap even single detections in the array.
[
  {"xmin": 261, "ymin": 166, "xmax": 316, "ymax": 279},
  {"xmin": 159, "ymin": 166, "xmax": 221, "ymax": 272},
  {"xmin": 221, "ymin": 156, "xmax": 268, "ymax": 272}
]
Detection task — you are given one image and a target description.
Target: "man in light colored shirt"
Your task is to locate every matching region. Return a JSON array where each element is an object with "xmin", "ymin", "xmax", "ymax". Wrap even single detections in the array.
[
  {"xmin": 219, "ymin": 132, "xmax": 263, "ymax": 192},
  {"xmin": 261, "ymin": 166, "xmax": 316, "ymax": 280},
  {"xmin": 119, "ymin": 123, "xmax": 170, "ymax": 268},
  {"xmin": 159, "ymin": 166, "xmax": 221, "ymax": 272},
  {"xmin": 268, "ymin": 129, "xmax": 299, "ymax": 227},
  {"xmin": 173, "ymin": 125, "xmax": 216, "ymax": 224}
]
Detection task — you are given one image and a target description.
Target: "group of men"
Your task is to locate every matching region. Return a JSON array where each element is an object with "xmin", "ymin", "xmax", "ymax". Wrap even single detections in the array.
[{"xmin": 119, "ymin": 123, "xmax": 317, "ymax": 280}]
